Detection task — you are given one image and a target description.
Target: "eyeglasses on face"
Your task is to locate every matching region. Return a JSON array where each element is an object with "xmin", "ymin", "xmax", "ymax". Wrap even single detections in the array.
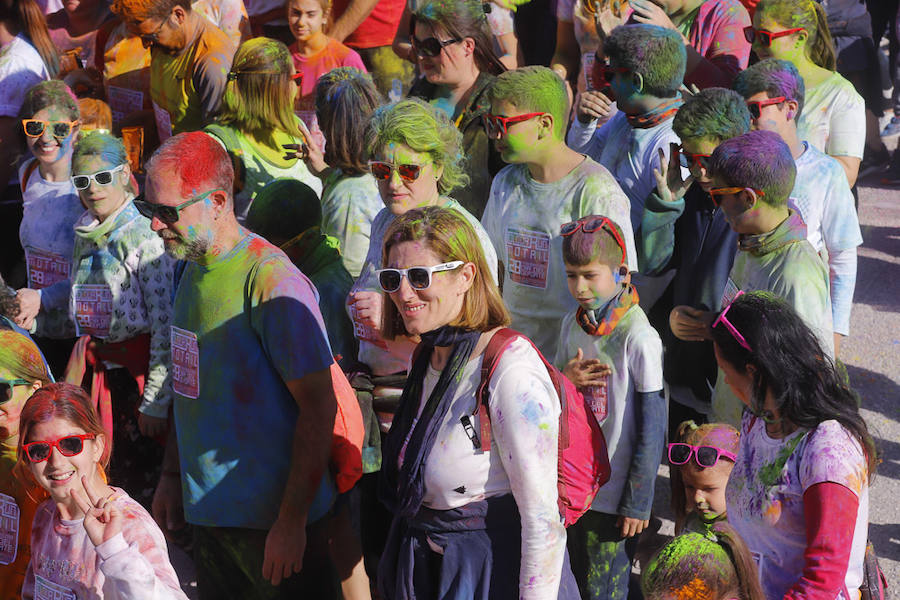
[
  {"xmin": 377, "ymin": 261, "xmax": 464, "ymax": 293},
  {"xmin": 746, "ymin": 96, "xmax": 786, "ymax": 120},
  {"xmin": 23, "ymin": 433, "xmax": 96, "ymax": 463},
  {"xmin": 482, "ymin": 112, "xmax": 546, "ymax": 137},
  {"xmin": 742, "ymin": 26, "xmax": 805, "ymax": 47},
  {"xmin": 707, "ymin": 186, "xmax": 765, "ymax": 208},
  {"xmin": 71, "ymin": 164, "xmax": 127, "ymax": 190},
  {"xmin": 22, "ymin": 119, "xmax": 79, "ymax": 139},
  {"xmin": 368, "ymin": 160, "xmax": 424, "ymax": 183},
  {"xmin": 676, "ymin": 145, "xmax": 712, "ymax": 172},
  {"xmin": 559, "ymin": 216, "xmax": 627, "ymax": 262},
  {"xmin": 412, "ymin": 36, "xmax": 462, "ymax": 58},
  {"xmin": 134, "ymin": 188, "xmax": 225, "ymax": 225},
  {"xmin": 139, "ymin": 15, "xmax": 170, "ymax": 42},
  {"xmin": 0, "ymin": 378, "xmax": 31, "ymax": 404},
  {"xmin": 713, "ymin": 290, "xmax": 752, "ymax": 351},
  {"xmin": 667, "ymin": 442, "xmax": 737, "ymax": 468}
]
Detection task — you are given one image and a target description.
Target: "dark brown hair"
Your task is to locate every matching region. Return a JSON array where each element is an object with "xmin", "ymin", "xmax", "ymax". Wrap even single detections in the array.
[
  {"xmin": 410, "ymin": 0, "xmax": 505, "ymax": 76},
  {"xmin": 315, "ymin": 67, "xmax": 384, "ymax": 175}
]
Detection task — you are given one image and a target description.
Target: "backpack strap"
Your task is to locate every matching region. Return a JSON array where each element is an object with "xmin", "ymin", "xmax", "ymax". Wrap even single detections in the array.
[
  {"xmin": 20, "ymin": 159, "xmax": 39, "ymax": 194},
  {"xmin": 475, "ymin": 327, "xmax": 523, "ymax": 452}
]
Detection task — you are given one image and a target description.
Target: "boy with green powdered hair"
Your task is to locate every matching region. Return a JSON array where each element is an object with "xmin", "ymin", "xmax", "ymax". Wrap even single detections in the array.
[{"xmin": 481, "ymin": 66, "xmax": 633, "ymax": 360}]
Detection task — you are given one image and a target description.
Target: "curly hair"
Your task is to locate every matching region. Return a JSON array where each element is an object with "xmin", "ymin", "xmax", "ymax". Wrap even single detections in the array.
[
  {"xmin": 366, "ymin": 98, "xmax": 468, "ymax": 195},
  {"xmin": 710, "ymin": 291, "xmax": 877, "ymax": 479}
]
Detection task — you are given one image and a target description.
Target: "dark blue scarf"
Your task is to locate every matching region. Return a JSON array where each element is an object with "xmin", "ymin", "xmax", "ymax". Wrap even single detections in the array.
[{"xmin": 380, "ymin": 325, "xmax": 481, "ymax": 518}]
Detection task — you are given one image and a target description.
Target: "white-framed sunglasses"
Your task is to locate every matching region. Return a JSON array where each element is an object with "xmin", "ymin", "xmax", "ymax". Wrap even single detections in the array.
[
  {"xmin": 376, "ymin": 261, "xmax": 464, "ymax": 293},
  {"xmin": 71, "ymin": 163, "xmax": 126, "ymax": 190}
]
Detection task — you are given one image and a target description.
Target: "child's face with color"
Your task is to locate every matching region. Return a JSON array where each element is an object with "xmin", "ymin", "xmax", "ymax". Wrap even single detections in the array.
[
  {"xmin": 751, "ymin": 11, "xmax": 806, "ymax": 63},
  {"xmin": 681, "ymin": 460, "xmax": 732, "ymax": 523},
  {"xmin": 287, "ymin": 0, "xmax": 326, "ymax": 43},
  {"xmin": 26, "ymin": 416, "xmax": 104, "ymax": 506},
  {"xmin": 565, "ymin": 259, "xmax": 622, "ymax": 310},
  {"xmin": 72, "ymin": 154, "xmax": 131, "ymax": 223},
  {"xmin": 681, "ymin": 136, "xmax": 718, "ymax": 192},
  {"xmin": 487, "ymin": 100, "xmax": 545, "ymax": 164},
  {"xmin": 25, "ymin": 106, "xmax": 79, "ymax": 168}
]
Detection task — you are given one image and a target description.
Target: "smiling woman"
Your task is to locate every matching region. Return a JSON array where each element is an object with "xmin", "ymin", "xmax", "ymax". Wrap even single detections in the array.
[
  {"xmin": 16, "ymin": 383, "xmax": 188, "ymax": 600},
  {"xmin": 377, "ymin": 206, "xmax": 579, "ymax": 600}
]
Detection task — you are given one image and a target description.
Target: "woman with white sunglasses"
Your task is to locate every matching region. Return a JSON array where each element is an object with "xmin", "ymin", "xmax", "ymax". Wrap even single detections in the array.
[{"xmin": 19, "ymin": 131, "xmax": 176, "ymax": 503}]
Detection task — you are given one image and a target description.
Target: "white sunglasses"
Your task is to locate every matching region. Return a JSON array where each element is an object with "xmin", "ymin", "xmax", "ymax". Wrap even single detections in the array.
[
  {"xmin": 71, "ymin": 164, "xmax": 126, "ymax": 190},
  {"xmin": 376, "ymin": 261, "xmax": 464, "ymax": 292}
]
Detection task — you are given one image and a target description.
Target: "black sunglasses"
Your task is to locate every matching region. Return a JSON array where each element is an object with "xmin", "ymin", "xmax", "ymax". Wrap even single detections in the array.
[
  {"xmin": 134, "ymin": 188, "xmax": 224, "ymax": 225},
  {"xmin": 412, "ymin": 36, "xmax": 462, "ymax": 58}
]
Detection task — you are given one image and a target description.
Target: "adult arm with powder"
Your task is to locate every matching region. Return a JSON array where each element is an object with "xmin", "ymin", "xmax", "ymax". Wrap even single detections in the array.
[{"xmin": 328, "ymin": 0, "xmax": 380, "ymax": 43}]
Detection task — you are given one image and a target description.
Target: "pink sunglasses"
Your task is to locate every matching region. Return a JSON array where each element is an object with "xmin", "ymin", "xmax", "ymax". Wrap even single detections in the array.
[{"xmin": 713, "ymin": 290, "xmax": 751, "ymax": 351}]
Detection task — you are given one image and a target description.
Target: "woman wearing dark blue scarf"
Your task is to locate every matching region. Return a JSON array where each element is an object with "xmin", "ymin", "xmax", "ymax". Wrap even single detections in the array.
[{"xmin": 377, "ymin": 206, "xmax": 579, "ymax": 600}]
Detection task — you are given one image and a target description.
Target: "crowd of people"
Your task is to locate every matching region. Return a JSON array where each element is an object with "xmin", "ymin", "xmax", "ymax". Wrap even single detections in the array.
[{"xmin": 0, "ymin": 0, "xmax": 887, "ymax": 598}]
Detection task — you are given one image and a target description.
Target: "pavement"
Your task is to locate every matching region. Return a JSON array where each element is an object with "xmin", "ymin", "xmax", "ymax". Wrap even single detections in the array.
[{"xmin": 167, "ymin": 158, "xmax": 900, "ymax": 598}]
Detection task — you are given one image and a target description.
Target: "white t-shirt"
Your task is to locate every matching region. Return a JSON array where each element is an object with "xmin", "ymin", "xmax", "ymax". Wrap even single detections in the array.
[
  {"xmin": 351, "ymin": 199, "xmax": 498, "ymax": 376},
  {"xmin": 554, "ymin": 304, "xmax": 663, "ymax": 515},
  {"xmin": 0, "ymin": 35, "xmax": 49, "ymax": 118},
  {"xmin": 481, "ymin": 159, "xmax": 635, "ymax": 361},
  {"xmin": 726, "ymin": 414, "xmax": 868, "ymax": 600},
  {"xmin": 797, "ymin": 72, "xmax": 865, "ymax": 159},
  {"xmin": 568, "ymin": 111, "xmax": 683, "ymax": 232},
  {"xmin": 415, "ymin": 336, "xmax": 566, "ymax": 599},
  {"xmin": 320, "ymin": 170, "xmax": 383, "ymax": 279},
  {"xmin": 791, "ymin": 142, "xmax": 862, "ymax": 336}
]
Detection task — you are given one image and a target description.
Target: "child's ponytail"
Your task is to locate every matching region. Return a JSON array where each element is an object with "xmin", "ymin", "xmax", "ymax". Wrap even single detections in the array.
[
  {"xmin": 807, "ymin": 1, "xmax": 836, "ymax": 71},
  {"xmin": 710, "ymin": 522, "xmax": 766, "ymax": 600}
]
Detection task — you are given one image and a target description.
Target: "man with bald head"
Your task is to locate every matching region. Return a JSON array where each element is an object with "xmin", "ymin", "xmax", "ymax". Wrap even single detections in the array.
[{"xmin": 138, "ymin": 131, "xmax": 338, "ymax": 597}]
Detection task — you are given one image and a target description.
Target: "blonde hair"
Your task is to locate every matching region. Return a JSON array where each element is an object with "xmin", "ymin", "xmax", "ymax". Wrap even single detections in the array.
[{"xmin": 381, "ymin": 206, "xmax": 509, "ymax": 338}]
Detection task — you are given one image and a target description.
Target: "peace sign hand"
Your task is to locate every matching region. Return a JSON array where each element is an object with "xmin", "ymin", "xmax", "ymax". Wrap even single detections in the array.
[{"xmin": 71, "ymin": 475, "xmax": 123, "ymax": 547}]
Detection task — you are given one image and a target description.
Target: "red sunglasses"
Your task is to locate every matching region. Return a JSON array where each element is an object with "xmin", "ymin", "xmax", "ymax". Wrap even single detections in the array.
[
  {"xmin": 560, "ymin": 216, "xmax": 627, "ymax": 262},
  {"xmin": 743, "ymin": 26, "xmax": 805, "ymax": 47},
  {"xmin": 676, "ymin": 145, "xmax": 712, "ymax": 172},
  {"xmin": 23, "ymin": 433, "xmax": 96, "ymax": 463},
  {"xmin": 746, "ymin": 95, "xmax": 786, "ymax": 119},
  {"xmin": 482, "ymin": 112, "xmax": 545, "ymax": 137}
]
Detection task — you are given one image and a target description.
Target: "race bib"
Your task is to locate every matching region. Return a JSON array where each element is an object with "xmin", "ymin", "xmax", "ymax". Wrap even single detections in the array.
[
  {"xmin": 171, "ymin": 326, "xmax": 200, "ymax": 398},
  {"xmin": 720, "ymin": 277, "xmax": 740, "ymax": 308},
  {"xmin": 506, "ymin": 227, "xmax": 551, "ymax": 289},
  {"xmin": 584, "ymin": 376, "xmax": 609, "ymax": 424},
  {"xmin": 582, "ymin": 52, "xmax": 597, "ymax": 92},
  {"xmin": 26, "ymin": 249, "xmax": 69, "ymax": 290},
  {"xmin": 107, "ymin": 86, "xmax": 143, "ymax": 125},
  {"xmin": 153, "ymin": 101, "xmax": 172, "ymax": 143},
  {"xmin": 349, "ymin": 304, "xmax": 387, "ymax": 350},
  {"xmin": 72, "ymin": 284, "xmax": 113, "ymax": 338},
  {"xmin": 34, "ymin": 575, "xmax": 76, "ymax": 600},
  {"xmin": 0, "ymin": 493, "xmax": 19, "ymax": 566}
]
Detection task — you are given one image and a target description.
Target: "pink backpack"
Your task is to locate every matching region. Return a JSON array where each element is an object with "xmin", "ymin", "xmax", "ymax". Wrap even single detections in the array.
[{"xmin": 475, "ymin": 328, "xmax": 610, "ymax": 527}]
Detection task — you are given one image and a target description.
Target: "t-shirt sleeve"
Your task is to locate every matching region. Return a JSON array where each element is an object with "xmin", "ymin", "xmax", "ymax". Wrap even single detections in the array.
[
  {"xmin": 627, "ymin": 320, "xmax": 664, "ymax": 393},
  {"xmin": 580, "ymin": 170, "xmax": 638, "ymax": 271},
  {"xmin": 799, "ymin": 421, "xmax": 867, "ymax": 498},
  {"xmin": 193, "ymin": 38, "xmax": 234, "ymax": 121},
  {"xmin": 250, "ymin": 256, "xmax": 334, "ymax": 383},
  {"xmin": 0, "ymin": 47, "xmax": 47, "ymax": 116},
  {"xmin": 821, "ymin": 164, "xmax": 863, "ymax": 252},
  {"xmin": 825, "ymin": 85, "xmax": 865, "ymax": 159}
]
